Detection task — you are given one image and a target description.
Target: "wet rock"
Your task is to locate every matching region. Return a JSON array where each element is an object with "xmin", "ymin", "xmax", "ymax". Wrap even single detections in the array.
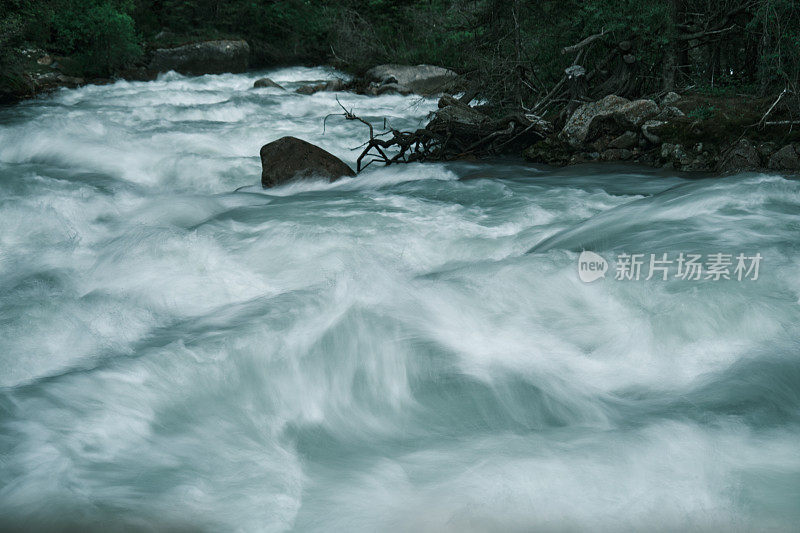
[
  {"xmin": 295, "ymin": 78, "xmax": 346, "ymax": 95},
  {"xmin": 717, "ymin": 139, "xmax": 761, "ymax": 172},
  {"xmin": 260, "ymin": 136, "xmax": 355, "ymax": 188},
  {"xmin": 608, "ymin": 131, "xmax": 638, "ymax": 149},
  {"xmin": 375, "ymin": 83, "xmax": 412, "ymax": 96},
  {"xmin": 757, "ymin": 142, "xmax": 777, "ymax": 159},
  {"xmin": 600, "ymin": 148, "xmax": 634, "ymax": 161},
  {"xmin": 661, "ymin": 143, "xmax": 686, "ymax": 163},
  {"xmin": 31, "ymin": 72, "xmax": 84, "ymax": 90},
  {"xmin": 429, "ymin": 102, "xmax": 491, "ymax": 132},
  {"xmin": 523, "ymin": 137, "xmax": 573, "ymax": 166},
  {"xmin": 253, "ymin": 77, "xmax": 284, "ymax": 90},
  {"xmin": 295, "ymin": 83, "xmax": 322, "ymax": 95},
  {"xmin": 365, "ymin": 64, "xmax": 459, "ymax": 96},
  {"xmin": 570, "ymin": 152, "xmax": 601, "ymax": 164},
  {"xmin": 150, "ymin": 40, "xmax": 249, "ymax": 75},
  {"xmin": 660, "ymin": 142, "xmax": 716, "ymax": 171},
  {"xmin": 768, "ymin": 144, "xmax": 800, "ymax": 170}
]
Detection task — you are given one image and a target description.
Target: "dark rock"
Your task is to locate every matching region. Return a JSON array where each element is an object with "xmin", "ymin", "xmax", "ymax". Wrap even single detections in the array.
[
  {"xmin": 260, "ymin": 137, "xmax": 356, "ymax": 188},
  {"xmin": 364, "ymin": 64, "xmax": 459, "ymax": 96},
  {"xmin": 570, "ymin": 152, "xmax": 601, "ymax": 164},
  {"xmin": 600, "ymin": 148, "xmax": 634, "ymax": 161},
  {"xmin": 768, "ymin": 144, "xmax": 800, "ymax": 170},
  {"xmin": 253, "ymin": 77, "xmax": 284, "ymax": 90},
  {"xmin": 295, "ymin": 78, "xmax": 346, "ymax": 95},
  {"xmin": 717, "ymin": 139, "xmax": 761, "ymax": 172},
  {"xmin": 660, "ymin": 142, "xmax": 717, "ymax": 171},
  {"xmin": 608, "ymin": 131, "xmax": 638, "ymax": 149},
  {"xmin": 661, "ymin": 143, "xmax": 687, "ymax": 164},
  {"xmin": 375, "ymin": 83, "xmax": 412, "ymax": 96},
  {"xmin": 428, "ymin": 102, "xmax": 491, "ymax": 132},
  {"xmin": 149, "ymin": 40, "xmax": 249, "ymax": 75},
  {"xmin": 523, "ymin": 137, "xmax": 573, "ymax": 166},
  {"xmin": 757, "ymin": 142, "xmax": 777, "ymax": 159},
  {"xmin": 295, "ymin": 83, "xmax": 322, "ymax": 95},
  {"xmin": 31, "ymin": 72, "xmax": 84, "ymax": 90},
  {"xmin": 427, "ymin": 99, "xmax": 551, "ymax": 155}
]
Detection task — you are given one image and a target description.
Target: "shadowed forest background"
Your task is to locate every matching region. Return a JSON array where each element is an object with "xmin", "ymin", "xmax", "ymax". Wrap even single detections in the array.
[{"xmin": 2, "ymin": 0, "xmax": 800, "ymax": 108}]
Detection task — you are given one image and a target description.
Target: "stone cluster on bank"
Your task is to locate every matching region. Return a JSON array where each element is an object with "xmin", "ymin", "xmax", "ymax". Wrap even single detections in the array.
[{"xmin": 523, "ymin": 92, "xmax": 800, "ymax": 173}]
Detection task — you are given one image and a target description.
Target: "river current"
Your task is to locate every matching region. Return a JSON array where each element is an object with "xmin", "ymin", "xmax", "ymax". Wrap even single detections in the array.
[{"xmin": 0, "ymin": 67, "xmax": 799, "ymax": 532}]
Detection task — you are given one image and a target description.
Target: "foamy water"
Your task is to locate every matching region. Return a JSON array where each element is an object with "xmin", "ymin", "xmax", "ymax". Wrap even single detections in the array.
[{"xmin": 1, "ymin": 67, "xmax": 799, "ymax": 532}]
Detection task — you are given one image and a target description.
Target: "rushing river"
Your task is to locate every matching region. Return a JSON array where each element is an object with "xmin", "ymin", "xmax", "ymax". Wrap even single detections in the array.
[{"xmin": 1, "ymin": 67, "xmax": 799, "ymax": 532}]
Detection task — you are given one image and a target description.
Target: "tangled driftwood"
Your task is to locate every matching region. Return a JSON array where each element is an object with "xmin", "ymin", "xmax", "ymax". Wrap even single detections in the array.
[{"xmin": 325, "ymin": 96, "xmax": 551, "ymax": 171}]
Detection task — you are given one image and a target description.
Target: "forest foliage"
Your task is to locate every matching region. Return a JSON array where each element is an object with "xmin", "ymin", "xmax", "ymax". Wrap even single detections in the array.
[{"xmin": 2, "ymin": 0, "xmax": 800, "ymax": 104}]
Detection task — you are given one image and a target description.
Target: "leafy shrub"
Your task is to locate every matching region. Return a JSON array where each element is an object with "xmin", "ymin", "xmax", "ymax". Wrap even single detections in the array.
[{"xmin": 50, "ymin": 0, "xmax": 141, "ymax": 76}]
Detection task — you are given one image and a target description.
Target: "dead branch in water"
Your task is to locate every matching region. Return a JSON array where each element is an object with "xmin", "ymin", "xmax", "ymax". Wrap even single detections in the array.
[{"xmin": 324, "ymin": 97, "xmax": 550, "ymax": 172}]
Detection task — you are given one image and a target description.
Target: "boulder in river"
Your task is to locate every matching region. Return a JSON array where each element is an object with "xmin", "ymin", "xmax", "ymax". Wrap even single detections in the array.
[
  {"xmin": 149, "ymin": 40, "xmax": 250, "ymax": 75},
  {"xmin": 295, "ymin": 78, "xmax": 346, "ymax": 95},
  {"xmin": 260, "ymin": 137, "xmax": 356, "ymax": 188},
  {"xmin": 253, "ymin": 77, "xmax": 284, "ymax": 90},
  {"xmin": 364, "ymin": 64, "xmax": 459, "ymax": 96}
]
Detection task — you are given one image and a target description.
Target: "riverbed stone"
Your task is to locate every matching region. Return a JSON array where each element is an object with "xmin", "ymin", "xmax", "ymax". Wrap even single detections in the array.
[
  {"xmin": 600, "ymin": 148, "xmax": 634, "ymax": 161},
  {"xmin": 365, "ymin": 64, "xmax": 459, "ymax": 96},
  {"xmin": 768, "ymin": 144, "xmax": 800, "ymax": 170},
  {"xmin": 260, "ymin": 137, "xmax": 356, "ymax": 188},
  {"xmin": 295, "ymin": 78, "xmax": 346, "ymax": 95},
  {"xmin": 254, "ymin": 77, "xmax": 284, "ymax": 90},
  {"xmin": 608, "ymin": 131, "xmax": 638, "ymax": 149},
  {"xmin": 717, "ymin": 139, "xmax": 761, "ymax": 172}
]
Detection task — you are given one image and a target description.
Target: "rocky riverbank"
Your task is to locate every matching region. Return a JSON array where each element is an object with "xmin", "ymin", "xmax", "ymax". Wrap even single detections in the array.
[
  {"xmin": 522, "ymin": 92, "xmax": 800, "ymax": 173},
  {"xmin": 4, "ymin": 41, "xmax": 798, "ymax": 177},
  {"xmin": 0, "ymin": 39, "xmax": 251, "ymax": 103}
]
